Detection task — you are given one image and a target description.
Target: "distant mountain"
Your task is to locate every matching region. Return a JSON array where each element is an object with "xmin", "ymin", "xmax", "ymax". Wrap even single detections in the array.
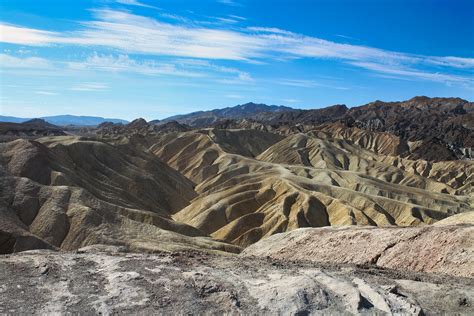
[
  {"xmin": 0, "ymin": 115, "xmax": 25, "ymax": 123},
  {"xmin": 0, "ymin": 115, "xmax": 128, "ymax": 126},
  {"xmin": 161, "ymin": 102, "xmax": 294, "ymax": 127}
]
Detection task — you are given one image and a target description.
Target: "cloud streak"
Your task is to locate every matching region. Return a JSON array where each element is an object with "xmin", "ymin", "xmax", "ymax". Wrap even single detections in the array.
[
  {"xmin": 70, "ymin": 82, "xmax": 109, "ymax": 91},
  {"xmin": 275, "ymin": 79, "xmax": 349, "ymax": 90},
  {"xmin": 0, "ymin": 9, "xmax": 472, "ymax": 86},
  {"xmin": 0, "ymin": 53, "xmax": 53, "ymax": 68},
  {"xmin": 217, "ymin": 0, "xmax": 242, "ymax": 7},
  {"xmin": 68, "ymin": 53, "xmax": 205, "ymax": 77},
  {"xmin": 35, "ymin": 91, "xmax": 58, "ymax": 96},
  {"xmin": 115, "ymin": 0, "xmax": 160, "ymax": 10}
]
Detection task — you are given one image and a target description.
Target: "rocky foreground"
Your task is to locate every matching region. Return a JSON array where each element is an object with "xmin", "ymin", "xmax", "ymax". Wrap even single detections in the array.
[
  {"xmin": 0, "ymin": 246, "xmax": 473, "ymax": 315},
  {"xmin": 242, "ymin": 223, "xmax": 474, "ymax": 278}
]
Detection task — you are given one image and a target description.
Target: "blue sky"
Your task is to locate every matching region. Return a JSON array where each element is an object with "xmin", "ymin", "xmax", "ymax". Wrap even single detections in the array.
[{"xmin": 0, "ymin": 0, "xmax": 473, "ymax": 120}]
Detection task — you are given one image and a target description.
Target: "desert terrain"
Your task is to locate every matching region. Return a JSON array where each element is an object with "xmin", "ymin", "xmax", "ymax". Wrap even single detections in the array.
[{"xmin": 0, "ymin": 97, "xmax": 473, "ymax": 314}]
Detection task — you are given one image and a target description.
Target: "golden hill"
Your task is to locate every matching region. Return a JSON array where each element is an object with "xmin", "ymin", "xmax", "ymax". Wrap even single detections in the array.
[
  {"xmin": 1, "ymin": 128, "xmax": 472, "ymax": 252},
  {"xmin": 152, "ymin": 129, "xmax": 472, "ymax": 247}
]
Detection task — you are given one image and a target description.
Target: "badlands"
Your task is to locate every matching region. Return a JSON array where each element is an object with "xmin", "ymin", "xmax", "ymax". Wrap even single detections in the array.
[{"xmin": 0, "ymin": 97, "xmax": 473, "ymax": 314}]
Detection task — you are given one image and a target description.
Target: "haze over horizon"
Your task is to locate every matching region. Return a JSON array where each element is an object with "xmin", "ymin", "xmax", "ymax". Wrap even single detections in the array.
[{"xmin": 1, "ymin": 0, "xmax": 473, "ymax": 120}]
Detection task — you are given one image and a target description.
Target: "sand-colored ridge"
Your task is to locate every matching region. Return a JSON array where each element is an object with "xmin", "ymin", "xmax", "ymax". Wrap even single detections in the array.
[
  {"xmin": 152, "ymin": 129, "xmax": 472, "ymax": 247},
  {"xmin": 0, "ymin": 136, "xmax": 241, "ymax": 254}
]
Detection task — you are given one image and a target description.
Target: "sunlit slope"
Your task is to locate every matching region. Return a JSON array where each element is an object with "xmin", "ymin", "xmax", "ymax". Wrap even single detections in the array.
[{"xmin": 152, "ymin": 129, "xmax": 472, "ymax": 247}]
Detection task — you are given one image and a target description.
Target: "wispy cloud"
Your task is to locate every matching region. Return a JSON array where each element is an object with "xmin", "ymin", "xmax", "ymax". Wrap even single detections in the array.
[
  {"xmin": 0, "ymin": 51, "xmax": 252, "ymax": 85},
  {"xmin": 214, "ymin": 17, "xmax": 240, "ymax": 24},
  {"xmin": 425, "ymin": 56, "xmax": 474, "ymax": 69},
  {"xmin": 217, "ymin": 0, "xmax": 242, "ymax": 7},
  {"xmin": 225, "ymin": 94, "xmax": 245, "ymax": 99},
  {"xmin": 228, "ymin": 15, "xmax": 246, "ymax": 21},
  {"xmin": 334, "ymin": 34, "xmax": 360, "ymax": 41},
  {"xmin": 276, "ymin": 79, "xmax": 349, "ymax": 90},
  {"xmin": 68, "ymin": 53, "xmax": 205, "ymax": 77},
  {"xmin": 0, "ymin": 9, "xmax": 472, "ymax": 86},
  {"xmin": 70, "ymin": 82, "xmax": 109, "ymax": 91},
  {"xmin": 0, "ymin": 24, "xmax": 57, "ymax": 45},
  {"xmin": 283, "ymin": 98, "xmax": 300, "ymax": 103},
  {"xmin": 246, "ymin": 26, "xmax": 294, "ymax": 35},
  {"xmin": 35, "ymin": 91, "xmax": 58, "ymax": 96},
  {"xmin": 0, "ymin": 53, "xmax": 52, "ymax": 68},
  {"xmin": 351, "ymin": 61, "xmax": 472, "ymax": 84},
  {"xmin": 115, "ymin": 0, "xmax": 160, "ymax": 10}
]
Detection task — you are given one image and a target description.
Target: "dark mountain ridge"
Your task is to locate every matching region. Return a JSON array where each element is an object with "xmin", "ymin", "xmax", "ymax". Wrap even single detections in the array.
[
  {"xmin": 161, "ymin": 102, "xmax": 294, "ymax": 127},
  {"xmin": 155, "ymin": 96, "xmax": 472, "ymax": 161},
  {"xmin": 0, "ymin": 119, "xmax": 66, "ymax": 141}
]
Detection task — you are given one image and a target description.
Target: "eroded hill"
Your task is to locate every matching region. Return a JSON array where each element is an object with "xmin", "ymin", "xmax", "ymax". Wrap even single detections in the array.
[
  {"xmin": 0, "ymin": 136, "xmax": 240, "ymax": 254},
  {"xmin": 151, "ymin": 128, "xmax": 472, "ymax": 247}
]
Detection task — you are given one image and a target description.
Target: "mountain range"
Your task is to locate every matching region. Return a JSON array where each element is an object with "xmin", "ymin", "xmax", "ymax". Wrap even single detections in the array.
[
  {"xmin": 0, "ymin": 115, "xmax": 128, "ymax": 126},
  {"xmin": 160, "ymin": 102, "xmax": 293, "ymax": 126}
]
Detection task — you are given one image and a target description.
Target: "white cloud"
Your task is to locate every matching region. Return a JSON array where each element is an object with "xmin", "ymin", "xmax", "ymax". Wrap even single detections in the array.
[
  {"xmin": 0, "ymin": 53, "xmax": 52, "ymax": 68},
  {"xmin": 0, "ymin": 51, "xmax": 252, "ymax": 84},
  {"xmin": 70, "ymin": 82, "xmax": 109, "ymax": 91},
  {"xmin": 172, "ymin": 58, "xmax": 253, "ymax": 82},
  {"xmin": 283, "ymin": 98, "xmax": 300, "ymax": 103},
  {"xmin": 228, "ymin": 15, "xmax": 246, "ymax": 21},
  {"xmin": 334, "ymin": 34, "xmax": 360, "ymax": 41},
  {"xmin": 0, "ymin": 10, "xmax": 472, "ymax": 86},
  {"xmin": 226, "ymin": 94, "xmax": 245, "ymax": 99},
  {"xmin": 425, "ymin": 56, "xmax": 474, "ymax": 69},
  {"xmin": 68, "ymin": 53, "xmax": 205, "ymax": 77},
  {"xmin": 2, "ymin": 12, "xmax": 471, "ymax": 68},
  {"xmin": 247, "ymin": 27, "xmax": 294, "ymax": 35},
  {"xmin": 115, "ymin": 0, "xmax": 159, "ymax": 10},
  {"xmin": 217, "ymin": 0, "xmax": 242, "ymax": 6},
  {"xmin": 35, "ymin": 91, "xmax": 58, "ymax": 96},
  {"xmin": 350, "ymin": 61, "xmax": 472, "ymax": 84},
  {"xmin": 215, "ymin": 17, "xmax": 240, "ymax": 24},
  {"xmin": 0, "ymin": 24, "xmax": 58, "ymax": 45}
]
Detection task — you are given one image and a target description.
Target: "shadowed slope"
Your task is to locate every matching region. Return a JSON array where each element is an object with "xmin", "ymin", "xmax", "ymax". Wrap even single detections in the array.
[
  {"xmin": 152, "ymin": 129, "xmax": 472, "ymax": 247},
  {"xmin": 0, "ymin": 136, "xmax": 240, "ymax": 254}
]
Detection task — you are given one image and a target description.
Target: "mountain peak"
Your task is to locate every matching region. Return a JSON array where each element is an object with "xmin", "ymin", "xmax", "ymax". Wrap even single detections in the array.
[
  {"xmin": 162, "ymin": 102, "xmax": 294, "ymax": 127},
  {"xmin": 127, "ymin": 118, "xmax": 148, "ymax": 128},
  {"xmin": 22, "ymin": 118, "xmax": 58, "ymax": 128}
]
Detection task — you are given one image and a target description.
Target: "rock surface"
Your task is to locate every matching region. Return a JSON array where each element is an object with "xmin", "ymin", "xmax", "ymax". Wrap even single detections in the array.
[
  {"xmin": 242, "ymin": 225, "xmax": 474, "ymax": 278},
  {"xmin": 0, "ymin": 247, "xmax": 473, "ymax": 315}
]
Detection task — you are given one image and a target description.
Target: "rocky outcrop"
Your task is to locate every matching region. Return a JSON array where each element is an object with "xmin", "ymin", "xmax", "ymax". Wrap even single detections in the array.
[
  {"xmin": 1, "ymin": 247, "xmax": 472, "ymax": 314},
  {"xmin": 242, "ymin": 225, "xmax": 474, "ymax": 278},
  {"xmin": 0, "ymin": 119, "xmax": 66, "ymax": 142},
  {"xmin": 96, "ymin": 119, "xmax": 189, "ymax": 136}
]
